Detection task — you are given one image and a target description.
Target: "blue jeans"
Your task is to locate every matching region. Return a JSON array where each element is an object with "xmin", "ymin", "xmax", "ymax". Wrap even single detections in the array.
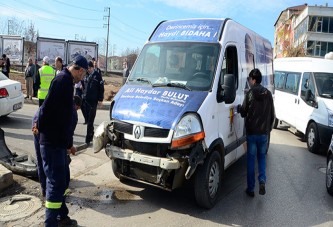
[{"xmin": 246, "ymin": 134, "xmax": 267, "ymax": 192}]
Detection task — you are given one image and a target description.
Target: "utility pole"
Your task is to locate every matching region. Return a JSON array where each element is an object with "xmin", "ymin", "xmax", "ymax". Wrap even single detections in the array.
[
  {"xmin": 8, "ymin": 20, "xmax": 12, "ymax": 35},
  {"xmin": 104, "ymin": 7, "xmax": 110, "ymax": 76}
]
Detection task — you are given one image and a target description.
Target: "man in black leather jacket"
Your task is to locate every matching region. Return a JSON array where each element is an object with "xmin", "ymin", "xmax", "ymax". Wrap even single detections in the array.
[{"xmin": 238, "ymin": 68, "xmax": 275, "ymax": 197}]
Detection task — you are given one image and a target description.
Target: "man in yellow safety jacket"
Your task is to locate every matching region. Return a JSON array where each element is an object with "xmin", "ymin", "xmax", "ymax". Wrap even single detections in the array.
[{"xmin": 36, "ymin": 56, "xmax": 56, "ymax": 106}]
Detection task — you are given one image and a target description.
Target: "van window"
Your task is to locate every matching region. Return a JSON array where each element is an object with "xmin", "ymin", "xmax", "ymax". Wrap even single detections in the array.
[
  {"xmin": 314, "ymin": 73, "xmax": 333, "ymax": 98},
  {"xmin": 285, "ymin": 73, "xmax": 301, "ymax": 94},
  {"xmin": 130, "ymin": 42, "xmax": 219, "ymax": 91},
  {"xmin": 274, "ymin": 71, "xmax": 286, "ymax": 90},
  {"xmin": 220, "ymin": 46, "xmax": 238, "ymax": 88},
  {"xmin": 274, "ymin": 71, "xmax": 301, "ymax": 94},
  {"xmin": 300, "ymin": 72, "xmax": 316, "ymax": 104}
]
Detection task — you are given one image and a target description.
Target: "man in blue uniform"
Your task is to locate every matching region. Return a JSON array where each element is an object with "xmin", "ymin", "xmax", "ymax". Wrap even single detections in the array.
[
  {"xmin": 81, "ymin": 61, "xmax": 104, "ymax": 145},
  {"xmin": 34, "ymin": 55, "xmax": 88, "ymax": 227}
]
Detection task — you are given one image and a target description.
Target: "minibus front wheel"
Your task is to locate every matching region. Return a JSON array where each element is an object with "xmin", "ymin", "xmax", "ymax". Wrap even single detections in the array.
[
  {"xmin": 194, "ymin": 150, "xmax": 222, "ymax": 209},
  {"xmin": 306, "ymin": 122, "xmax": 321, "ymax": 154}
]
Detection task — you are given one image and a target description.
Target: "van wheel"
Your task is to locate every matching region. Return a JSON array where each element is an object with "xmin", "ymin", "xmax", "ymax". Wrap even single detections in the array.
[
  {"xmin": 194, "ymin": 150, "xmax": 222, "ymax": 209},
  {"xmin": 326, "ymin": 153, "xmax": 333, "ymax": 196},
  {"xmin": 273, "ymin": 117, "xmax": 279, "ymax": 129},
  {"xmin": 306, "ymin": 122, "xmax": 321, "ymax": 153}
]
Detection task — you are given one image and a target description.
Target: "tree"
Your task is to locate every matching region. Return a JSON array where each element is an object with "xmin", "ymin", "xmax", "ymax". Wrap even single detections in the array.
[{"xmin": 24, "ymin": 22, "xmax": 38, "ymax": 42}]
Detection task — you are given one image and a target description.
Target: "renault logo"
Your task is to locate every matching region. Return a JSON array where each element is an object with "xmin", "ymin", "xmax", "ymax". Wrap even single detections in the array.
[{"xmin": 134, "ymin": 126, "xmax": 141, "ymax": 139}]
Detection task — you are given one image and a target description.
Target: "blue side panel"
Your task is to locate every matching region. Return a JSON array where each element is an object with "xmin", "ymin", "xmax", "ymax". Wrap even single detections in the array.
[
  {"xmin": 112, "ymin": 85, "xmax": 208, "ymax": 129},
  {"xmin": 150, "ymin": 19, "xmax": 224, "ymax": 43}
]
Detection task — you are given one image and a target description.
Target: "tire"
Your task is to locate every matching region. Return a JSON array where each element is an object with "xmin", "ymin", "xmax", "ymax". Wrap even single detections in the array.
[
  {"xmin": 194, "ymin": 150, "xmax": 222, "ymax": 209},
  {"xmin": 326, "ymin": 153, "xmax": 333, "ymax": 196},
  {"xmin": 306, "ymin": 122, "xmax": 321, "ymax": 154}
]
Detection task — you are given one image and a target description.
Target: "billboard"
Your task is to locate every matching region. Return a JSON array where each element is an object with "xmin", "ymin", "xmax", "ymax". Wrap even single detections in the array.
[
  {"xmin": 67, "ymin": 40, "xmax": 98, "ymax": 64},
  {"xmin": 37, "ymin": 37, "xmax": 66, "ymax": 64},
  {"xmin": 2, "ymin": 36, "xmax": 23, "ymax": 63}
]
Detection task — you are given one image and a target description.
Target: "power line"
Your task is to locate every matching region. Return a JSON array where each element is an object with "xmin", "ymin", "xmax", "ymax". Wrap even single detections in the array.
[
  {"xmin": 12, "ymin": 0, "xmax": 102, "ymax": 21},
  {"xmin": 53, "ymin": 0, "xmax": 103, "ymax": 12},
  {"xmin": 1, "ymin": 3, "xmax": 104, "ymax": 29}
]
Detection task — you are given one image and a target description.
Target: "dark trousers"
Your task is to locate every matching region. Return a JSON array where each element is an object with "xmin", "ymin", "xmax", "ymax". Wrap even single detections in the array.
[
  {"xmin": 39, "ymin": 99, "xmax": 45, "ymax": 107},
  {"xmin": 33, "ymin": 134, "xmax": 46, "ymax": 196},
  {"xmin": 81, "ymin": 99, "xmax": 88, "ymax": 123},
  {"xmin": 40, "ymin": 144, "xmax": 70, "ymax": 226},
  {"xmin": 84, "ymin": 100, "xmax": 97, "ymax": 143},
  {"xmin": 33, "ymin": 83, "xmax": 39, "ymax": 97}
]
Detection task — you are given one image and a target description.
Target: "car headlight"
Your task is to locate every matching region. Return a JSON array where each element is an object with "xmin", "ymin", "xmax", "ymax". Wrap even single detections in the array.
[
  {"xmin": 328, "ymin": 109, "xmax": 333, "ymax": 127},
  {"xmin": 171, "ymin": 114, "xmax": 205, "ymax": 149}
]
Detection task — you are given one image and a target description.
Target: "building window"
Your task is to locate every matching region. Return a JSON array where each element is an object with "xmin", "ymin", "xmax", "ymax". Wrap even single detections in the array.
[
  {"xmin": 309, "ymin": 16, "xmax": 317, "ymax": 32},
  {"xmin": 323, "ymin": 17, "xmax": 329, "ymax": 33},
  {"xmin": 307, "ymin": 41, "xmax": 314, "ymax": 55},
  {"xmin": 328, "ymin": 17, "xmax": 333, "ymax": 33}
]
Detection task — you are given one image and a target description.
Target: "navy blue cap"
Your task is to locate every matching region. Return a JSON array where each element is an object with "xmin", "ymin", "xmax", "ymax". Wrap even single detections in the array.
[{"xmin": 72, "ymin": 55, "xmax": 88, "ymax": 70}]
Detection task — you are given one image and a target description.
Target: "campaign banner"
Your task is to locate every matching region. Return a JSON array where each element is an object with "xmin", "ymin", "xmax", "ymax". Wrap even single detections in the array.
[
  {"xmin": 112, "ymin": 85, "xmax": 208, "ymax": 129},
  {"xmin": 67, "ymin": 41, "xmax": 97, "ymax": 64},
  {"xmin": 37, "ymin": 37, "xmax": 66, "ymax": 64},
  {"xmin": 150, "ymin": 19, "xmax": 224, "ymax": 43},
  {"xmin": 2, "ymin": 37, "xmax": 23, "ymax": 63}
]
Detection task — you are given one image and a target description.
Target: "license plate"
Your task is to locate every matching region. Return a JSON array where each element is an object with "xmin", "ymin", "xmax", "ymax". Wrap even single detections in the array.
[{"xmin": 13, "ymin": 102, "xmax": 22, "ymax": 110}]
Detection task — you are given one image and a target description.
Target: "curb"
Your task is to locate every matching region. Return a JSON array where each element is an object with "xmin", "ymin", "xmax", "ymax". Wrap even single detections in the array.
[{"xmin": 24, "ymin": 98, "xmax": 111, "ymax": 110}]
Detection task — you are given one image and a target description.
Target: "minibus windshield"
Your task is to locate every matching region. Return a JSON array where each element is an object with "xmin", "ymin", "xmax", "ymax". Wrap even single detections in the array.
[
  {"xmin": 314, "ymin": 73, "xmax": 333, "ymax": 98},
  {"xmin": 128, "ymin": 42, "xmax": 220, "ymax": 91}
]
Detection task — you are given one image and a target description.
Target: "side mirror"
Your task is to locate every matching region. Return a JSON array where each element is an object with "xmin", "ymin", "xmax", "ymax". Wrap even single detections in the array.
[{"xmin": 222, "ymin": 74, "xmax": 236, "ymax": 104}]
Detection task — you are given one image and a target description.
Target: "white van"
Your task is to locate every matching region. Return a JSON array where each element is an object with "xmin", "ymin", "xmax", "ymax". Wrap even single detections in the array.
[
  {"xmin": 274, "ymin": 57, "xmax": 333, "ymax": 153},
  {"xmin": 94, "ymin": 18, "xmax": 273, "ymax": 208}
]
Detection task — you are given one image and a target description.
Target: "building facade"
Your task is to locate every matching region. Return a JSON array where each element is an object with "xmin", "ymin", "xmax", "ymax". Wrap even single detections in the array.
[{"xmin": 274, "ymin": 3, "xmax": 333, "ymax": 58}]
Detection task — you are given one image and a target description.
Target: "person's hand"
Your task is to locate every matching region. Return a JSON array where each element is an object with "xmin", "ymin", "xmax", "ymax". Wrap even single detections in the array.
[
  {"xmin": 67, "ymin": 146, "xmax": 77, "ymax": 156},
  {"xmin": 32, "ymin": 123, "xmax": 38, "ymax": 135}
]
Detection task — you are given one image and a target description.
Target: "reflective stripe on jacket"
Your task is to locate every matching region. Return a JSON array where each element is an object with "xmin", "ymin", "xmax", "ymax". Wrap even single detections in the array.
[{"xmin": 38, "ymin": 65, "xmax": 56, "ymax": 100}]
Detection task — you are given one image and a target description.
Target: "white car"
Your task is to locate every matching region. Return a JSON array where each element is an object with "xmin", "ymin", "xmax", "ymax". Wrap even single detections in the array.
[{"xmin": 0, "ymin": 72, "xmax": 24, "ymax": 117}]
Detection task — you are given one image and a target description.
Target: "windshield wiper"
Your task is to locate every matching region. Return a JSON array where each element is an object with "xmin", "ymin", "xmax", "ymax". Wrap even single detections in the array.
[
  {"xmin": 130, "ymin": 77, "xmax": 152, "ymax": 85},
  {"xmin": 153, "ymin": 82, "xmax": 192, "ymax": 91}
]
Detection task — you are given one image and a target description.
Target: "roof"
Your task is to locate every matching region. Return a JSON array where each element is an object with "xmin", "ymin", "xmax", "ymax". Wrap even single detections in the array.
[{"xmin": 274, "ymin": 4, "xmax": 308, "ymax": 26}]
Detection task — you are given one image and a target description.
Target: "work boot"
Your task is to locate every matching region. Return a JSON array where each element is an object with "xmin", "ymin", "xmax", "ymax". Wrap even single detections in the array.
[
  {"xmin": 259, "ymin": 183, "xmax": 266, "ymax": 195},
  {"xmin": 58, "ymin": 217, "xmax": 78, "ymax": 227},
  {"xmin": 245, "ymin": 189, "xmax": 254, "ymax": 197}
]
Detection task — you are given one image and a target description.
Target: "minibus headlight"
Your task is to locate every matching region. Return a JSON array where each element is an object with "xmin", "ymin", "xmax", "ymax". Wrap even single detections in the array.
[
  {"xmin": 328, "ymin": 109, "xmax": 333, "ymax": 127},
  {"xmin": 171, "ymin": 114, "xmax": 205, "ymax": 149}
]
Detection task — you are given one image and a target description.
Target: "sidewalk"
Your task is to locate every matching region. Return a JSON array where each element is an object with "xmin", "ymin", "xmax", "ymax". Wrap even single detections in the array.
[
  {"xmin": 0, "ymin": 98, "xmax": 115, "ymax": 226},
  {"xmin": 0, "ymin": 146, "xmax": 130, "ymax": 227}
]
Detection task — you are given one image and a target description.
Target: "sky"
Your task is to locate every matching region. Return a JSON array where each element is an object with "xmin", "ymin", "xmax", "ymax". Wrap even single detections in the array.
[{"xmin": 0, "ymin": 0, "xmax": 331, "ymax": 56}]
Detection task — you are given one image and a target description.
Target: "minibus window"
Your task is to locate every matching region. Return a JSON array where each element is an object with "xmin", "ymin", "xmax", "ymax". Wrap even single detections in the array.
[
  {"xmin": 314, "ymin": 73, "xmax": 333, "ymax": 98},
  {"xmin": 301, "ymin": 72, "xmax": 315, "ymax": 103},
  {"xmin": 129, "ymin": 42, "xmax": 220, "ymax": 91},
  {"xmin": 285, "ymin": 73, "xmax": 301, "ymax": 94}
]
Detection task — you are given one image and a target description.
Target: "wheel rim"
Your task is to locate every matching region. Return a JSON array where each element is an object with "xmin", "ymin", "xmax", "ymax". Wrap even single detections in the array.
[
  {"xmin": 308, "ymin": 128, "xmax": 315, "ymax": 148},
  {"xmin": 327, "ymin": 159, "xmax": 333, "ymax": 188},
  {"xmin": 208, "ymin": 161, "xmax": 220, "ymax": 198}
]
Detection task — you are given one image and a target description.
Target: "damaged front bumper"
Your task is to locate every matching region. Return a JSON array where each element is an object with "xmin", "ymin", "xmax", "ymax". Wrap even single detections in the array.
[
  {"xmin": 0, "ymin": 128, "xmax": 37, "ymax": 177},
  {"xmin": 106, "ymin": 144, "xmax": 180, "ymax": 170}
]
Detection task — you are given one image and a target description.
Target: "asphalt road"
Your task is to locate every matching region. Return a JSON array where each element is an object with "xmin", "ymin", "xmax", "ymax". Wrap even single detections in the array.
[{"xmin": 1, "ymin": 104, "xmax": 333, "ymax": 227}]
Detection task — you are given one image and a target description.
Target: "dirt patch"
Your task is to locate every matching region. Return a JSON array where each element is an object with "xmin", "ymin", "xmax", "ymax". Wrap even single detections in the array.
[{"xmin": 10, "ymin": 71, "xmax": 122, "ymax": 101}]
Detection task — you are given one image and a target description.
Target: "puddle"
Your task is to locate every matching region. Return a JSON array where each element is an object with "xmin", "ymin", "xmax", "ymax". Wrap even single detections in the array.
[{"xmin": 67, "ymin": 186, "xmax": 140, "ymax": 206}]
